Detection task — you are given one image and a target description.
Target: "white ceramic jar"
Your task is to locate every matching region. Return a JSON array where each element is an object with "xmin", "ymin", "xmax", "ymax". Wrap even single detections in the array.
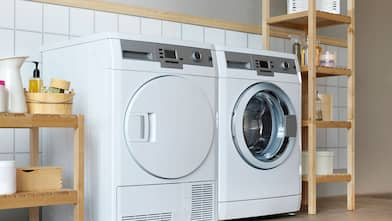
[
  {"xmin": 0, "ymin": 80, "xmax": 8, "ymax": 112},
  {"xmin": 0, "ymin": 161, "xmax": 16, "ymax": 195},
  {"xmin": 0, "ymin": 56, "xmax": 28, "ymax": 113}
]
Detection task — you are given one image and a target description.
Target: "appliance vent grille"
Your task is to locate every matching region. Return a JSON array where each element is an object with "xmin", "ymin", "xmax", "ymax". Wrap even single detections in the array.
[
  {"xmin": 191, "ymin": 183, "xmax": 214, "ymax": 221},
  {"xmin": 122, "ymin": 212, "xmax": 172, "ymax": 221}
]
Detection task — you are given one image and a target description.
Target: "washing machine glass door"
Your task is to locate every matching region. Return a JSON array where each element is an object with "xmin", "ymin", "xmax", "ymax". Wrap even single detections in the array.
[
  {"xmin": 124, "ymin": 75, "xmax": 215, "ymax": 179},
  {"xmin": 232, "ymin": 82, "xmax": 297, "ymax": 169}
]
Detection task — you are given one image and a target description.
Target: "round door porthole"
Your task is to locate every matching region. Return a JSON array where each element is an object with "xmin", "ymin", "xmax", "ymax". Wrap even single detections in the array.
[{"xmin": 232, "ymin": 82, "xmax": 297, "ymax": 170}]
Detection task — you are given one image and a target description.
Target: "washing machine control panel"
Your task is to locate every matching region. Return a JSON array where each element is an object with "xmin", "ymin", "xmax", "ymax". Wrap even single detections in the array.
[
  {"xmin": 121, "ymin": 40, "xmax": 213, "ymax": 69},
  {"xmin": 225, "ymin": 51, "xmax": 297, "ymax": 76}
]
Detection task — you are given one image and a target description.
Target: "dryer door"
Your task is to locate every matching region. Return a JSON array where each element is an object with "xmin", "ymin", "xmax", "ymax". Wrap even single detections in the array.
[
  {"xmin": 232, "ymin": 82, "xmax": 297, "ymax": 170},
  {"xmin": 124, "ymin": 75, "xmax": 215, "ymax": 179}
]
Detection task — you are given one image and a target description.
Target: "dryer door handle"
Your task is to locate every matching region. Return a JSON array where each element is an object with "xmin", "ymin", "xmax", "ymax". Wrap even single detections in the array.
[{"xmin": 125, "ymin": 113, "xmax": 151, "ymax": 143}]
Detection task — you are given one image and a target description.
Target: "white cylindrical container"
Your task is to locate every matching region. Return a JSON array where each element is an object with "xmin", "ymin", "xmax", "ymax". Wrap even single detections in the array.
[
  {"xmin": 302, "ymin": 151, "xmax": 334, "ymax": 175},
  {"xmin": 317, "ymin": 151, "xmax": 334, "ymax": 175},
  {"xmin": 0, "ymin": 80, "xmax": 8, "ymax": 113},
  {"xmin": 320, "ymin": 51, "xmax": 337, "ymax": 67},
  {"xmin": 287, "ymin": 0, "xmax": 341, "ymax": 14},
  {"xmin": 0, "ymin": 161, "xmax": 16, "ymax": 195}
]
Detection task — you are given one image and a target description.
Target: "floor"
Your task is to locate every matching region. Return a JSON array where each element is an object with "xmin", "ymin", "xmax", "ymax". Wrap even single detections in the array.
[{"xmin": 236, "ymin": 195, "xmax": 392, "ymax": 221}]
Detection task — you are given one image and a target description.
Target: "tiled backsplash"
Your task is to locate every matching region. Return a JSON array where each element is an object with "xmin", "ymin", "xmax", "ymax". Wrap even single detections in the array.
[{"xmin": 0, "ymin": 0, "xmax": 348, "ymax": 219}]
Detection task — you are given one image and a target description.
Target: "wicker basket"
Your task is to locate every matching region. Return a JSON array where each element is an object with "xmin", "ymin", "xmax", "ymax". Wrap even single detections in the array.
[{"xmin": 25, "ymin": 93, "xmax": 74, "ymax": 115}]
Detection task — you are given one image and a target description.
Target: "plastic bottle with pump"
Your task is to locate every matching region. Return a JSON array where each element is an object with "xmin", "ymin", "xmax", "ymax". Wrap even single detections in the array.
[{"xmin": 29, "ymin": 61, "xmax": 43, "ymax": 93}]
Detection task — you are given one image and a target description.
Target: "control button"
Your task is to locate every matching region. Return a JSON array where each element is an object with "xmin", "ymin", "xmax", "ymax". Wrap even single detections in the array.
[
  {"xmin": 281, "ymin": 61, "xmax": 290, "ymax": 70},
  {"xmin": 192, "ymin": 51, "xmax": 202, "ymax": 62}
]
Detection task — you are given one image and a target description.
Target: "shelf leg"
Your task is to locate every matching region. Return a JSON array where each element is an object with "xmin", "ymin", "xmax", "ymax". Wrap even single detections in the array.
[
  {"xmin": 347, "ymin": 0, "xmax": 356, "ymax": 211},
  {"xmin": 307, "ymin": 0, "xmax": 317, "ymax": 215},
  {"xmin": 262, "ymin": 0, "xmax": 270, "ymax": 49},
  {"xmin": 74, "ymin": 115, "xmax": 85, "ymax": 221},
  {"xmin": 29, "ymin": 127, "xmax": 40, "ymax": 221}
]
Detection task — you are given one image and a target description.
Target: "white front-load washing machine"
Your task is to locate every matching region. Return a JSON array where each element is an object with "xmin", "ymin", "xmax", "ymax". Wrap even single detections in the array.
[
  {"xmin": 42, "ymin": 33, "xmax": 217, "ymax": 221},
  {"xmin": 213, "ymin": 45, "xmax": 302, "ymax": 220}
]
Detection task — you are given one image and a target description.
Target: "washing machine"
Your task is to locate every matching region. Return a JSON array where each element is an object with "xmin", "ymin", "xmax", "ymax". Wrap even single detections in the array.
[
  {"xmin": 213, "ymin": 45, "xmax": 301, "ymax": 220},
  {"xmin": 42, "ymin": 33, "xmax": 217, "ymax": 221}
]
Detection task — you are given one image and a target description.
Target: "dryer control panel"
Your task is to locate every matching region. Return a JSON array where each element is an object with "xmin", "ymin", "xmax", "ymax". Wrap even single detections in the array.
[
  {"xmin": 121, "ymin": 40, "xmax": 213, "ymax": 69},
  {"xmin": 225, "ymin": 51, "xmax": 297, "ymax": 76}
]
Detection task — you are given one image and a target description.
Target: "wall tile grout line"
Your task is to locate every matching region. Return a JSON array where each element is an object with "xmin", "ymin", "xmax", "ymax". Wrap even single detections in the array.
[
  {"xmin": 93, "ymin": 10, "xmax": 96, "ymax": 33},
  {"xmin": 117, "ymin": 14, "xmax": 120, "ymax": 32},
  {"xmin": 68, "ymin": 6, "xmax": 71, "ymax": 39},
  {"xmin": 12, "ymin": 0, "xmax": 16, "ymax": 160}
]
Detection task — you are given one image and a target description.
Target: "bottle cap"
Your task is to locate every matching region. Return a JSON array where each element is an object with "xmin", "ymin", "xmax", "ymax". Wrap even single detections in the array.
[
  {"xmin": 33, "ymin": 61, "xmax": 40, "ymax": 78},
  {"xmin": 0, "ymin": 80, "xmax": 5, "ymax": 86}
]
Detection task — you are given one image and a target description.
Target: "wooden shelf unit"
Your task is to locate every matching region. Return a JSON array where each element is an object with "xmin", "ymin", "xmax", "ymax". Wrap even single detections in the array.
[
  {"xmin": 0, "ymin": 190, "xmax": 78, "ymax": 210},
  {"xmin": 301, "ymin": 66, "xmax": 352, "ymax": 77},
  {"xmin": 302, "ymin": 174, "xmax": 352, "ymax": 183},
  {"xmin": 262, "ymin": 0, "xmax": 355, "ymax": 215},
  {"xmin": 0, "ymin": 114, "xmax": 85, "ymax": 221},
  {"xmin": 302, "ymin": 120, "xmax": 352, "ymax": 128},
  {"xmin": 267, "ymin": 10, "xmax": 351, "ymax": 30}
]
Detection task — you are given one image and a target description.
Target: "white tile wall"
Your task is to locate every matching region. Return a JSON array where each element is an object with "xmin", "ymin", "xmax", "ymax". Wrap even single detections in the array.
[
  {"xmin": 0, "ymin": 1, "xmax": 352, "ymax": 219},
  {"xmin": 283, "ymin": 39, "xmax": 291, "ymax": 53},
  {"xmin": 0, "ymin": 129, "xmax": 14, "ymax": 153},
  {"xmin": 271, "ymin": 37, "xmax": 285, "ymax": 52},
  {"xmin": 15, "ymin": 0, "xmax": 42, "ymax": 32},
  {"xmin": 15, "ymin": 30, "xmax": 42, "ymax": 61},
  {"xmin": 247, "ymin": 33, "xmax": 263, "ymax": 49},
  {"xmin": 226, "ymin": 30, "xmax": 247, "ymax": 48},
  {"xmin": 14, "ymin": 129, "xmax": 29, "ymax": 153},
  {"xmin": 0, "ymin": 29, "xmax": 14, "ymax": 58},
  {"xmin": 70, "ymin": 8, "xmax": 94, "ymax": 36},
  {"xmin": 182, "ymin": 24, "xmax": 204, "ymax": 43},
  {"xmin": 119, "ymin": 15, "xmax": 141, "ymax": 35},
  {"xmin": 43, "ymin": 33, "xmax": 69, "ymax": 45},
  {"xmin": 204, "ymin": 27, "xmax": 225, "ymax": 45},
  {"xmin": 140, "ymin": 18, "xmax": 161, "ymax": 36},
  {"xmin": 162, "ymin": 21, "xmax": 181, "ymax": 40},
  {"xmin": 0, "ymin": 0, "xmax": 14, "ymax": 29},
  {"xmin": 95, "ymin": 11, "xmax": 118, "ymax": 33},
  {"xmin": 0, "ymin": 153, "xmax": 14, "ymax": 161},
  {"xmin": 317, "ymin": 128, "xmax": 327, "ymax": 147},
  {"xmin": 337, "ymin": 148, "xmax": 347, "ymax": 169},
  {"xmin": 326, "ymin": 129, "xmax": 339, "ymax": 148},
  {"xmin": 326, "ymin": 86, "xmax": 339, "ymax": 107},
  {"xmin": 43, "ymin": 4, "xmax": 69, "ymax": 35}
]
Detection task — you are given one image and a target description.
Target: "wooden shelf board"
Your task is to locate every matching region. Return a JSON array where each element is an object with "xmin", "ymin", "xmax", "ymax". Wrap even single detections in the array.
[
  {"xmin": 302, "ymin": 174, "xmax": 352, "ymax": 183},
  {"xmin": 302, "ymin": 120, "xmax": 352, "ymax": 128},
  {"xmin": 267, "ymin": 11, "xmax": 351, "ymax": 30},
  {"xmin": 0, "ymin": 113, "xmax": 78, "ymax": 128},
  {"xmin": 301, "ymin": 66, "xmax": 352, "ymax": 77},
  {"xmin": 0, "ymin": 189, "xmax": 77, "ymax": 210}
]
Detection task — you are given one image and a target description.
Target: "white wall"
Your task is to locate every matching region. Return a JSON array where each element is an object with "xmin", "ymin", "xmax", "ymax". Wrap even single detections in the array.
[
  {"xmin": 109, "ymin": 0, "xmax": 263, "ymax": 25},
  {"xmin": 0, "ymin": 0, "xmax": 348, "ymax": 220},
  {"xmin": 356, "ymin": 0, "xmax": 392, "ymax": 195}
]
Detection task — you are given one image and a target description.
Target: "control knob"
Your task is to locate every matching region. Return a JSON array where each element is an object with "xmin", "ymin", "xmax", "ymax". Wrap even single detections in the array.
[
  {"xmin": 192, "ymin": 51, "xmax": 202, "ymax": 62},
  {"xmin": 281, "ymin": 61, "xmax": 290, "ymax": 70}
]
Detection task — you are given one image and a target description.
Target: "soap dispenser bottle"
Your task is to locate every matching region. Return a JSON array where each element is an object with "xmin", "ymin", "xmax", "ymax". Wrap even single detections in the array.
[{"xmin": 29, "ymin": 61, "xmax": 43, "ymax": 93}]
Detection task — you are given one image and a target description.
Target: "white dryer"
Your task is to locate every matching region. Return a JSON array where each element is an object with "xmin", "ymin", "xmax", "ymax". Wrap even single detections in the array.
[
  {"xmin": 213, "ymin": 46, "xmax": 302, "ymax": 220},
  {"xmin": 42, "ymin": 33, "xmax": 217, "ymax": 221}
]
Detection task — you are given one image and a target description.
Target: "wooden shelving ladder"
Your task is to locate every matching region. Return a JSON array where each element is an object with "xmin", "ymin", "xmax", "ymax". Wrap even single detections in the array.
[
  {"xmin": 0, "ymin": 114, "xmax": 85, "ymax": 221},
  {"xmin": 262, "ymin": 0, "xmax": 355, "ymax": 215}
]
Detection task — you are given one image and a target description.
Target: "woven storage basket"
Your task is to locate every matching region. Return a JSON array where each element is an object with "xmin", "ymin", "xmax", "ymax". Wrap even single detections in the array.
[{"xmin": 25, "ymin": 93, "xmax": 74, "ymax": 115}]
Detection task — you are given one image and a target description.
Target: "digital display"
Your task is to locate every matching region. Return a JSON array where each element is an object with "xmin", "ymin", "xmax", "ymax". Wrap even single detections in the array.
[
  {"xmin": 164, "ymin": 49, "xmax": 177, "ymax": 59},
  {"xmin": 259, "ymin": 60, "xmax": 270, "ymax": 69}
]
